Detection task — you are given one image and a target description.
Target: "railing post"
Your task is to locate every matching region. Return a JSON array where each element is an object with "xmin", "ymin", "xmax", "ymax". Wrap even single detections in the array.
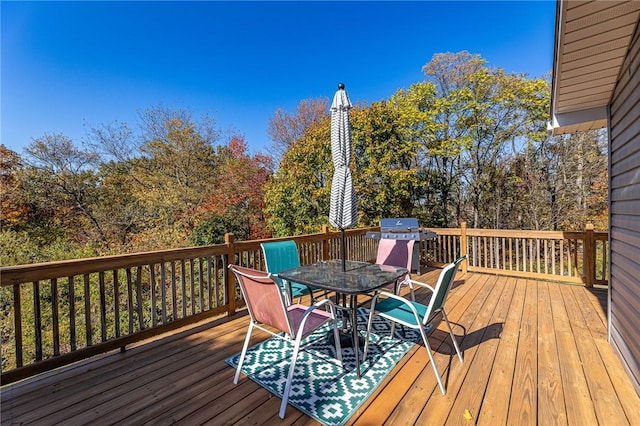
[
  {"xmin": 460, "ymin": 222, "xmax": 468, "ymax": 274},
  {"xmin": 224, "ymin": 233, "xmax": 236, "ymax": 314},
  {"xmin": 584, "ymin": 223, "xmax": 595, "ymax": 287},
  {"xmin": 322, "ymin": 225, "xmax": 330, "ymax": 261}
]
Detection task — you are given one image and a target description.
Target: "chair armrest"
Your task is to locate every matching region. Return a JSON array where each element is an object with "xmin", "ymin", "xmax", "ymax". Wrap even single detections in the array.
[
  {"xmin": 372, "ymin": 292, "xmax": 423, "ymax": 321},
  {"xmin": 294, "ymin": 298, "xmax": 338, "ymax": 341},
  {"xmin": 403, "ymin": 279, "xmax": 435, "ymax": 293}
]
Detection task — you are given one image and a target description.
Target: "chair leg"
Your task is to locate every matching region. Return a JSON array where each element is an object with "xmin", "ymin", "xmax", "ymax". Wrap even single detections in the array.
[
  {"xmin": 442, "ymin": 310, "xmax": 463, "ymax": 363},
  {"xmin": 362, "ymin": 299, "xmax": 378, "ymax": 361},
  {"xmin": 419, "ymin": 326, "xmax": 447, "ymax": 395},
  {"xmin": 330, "ymin": 307, "xmax": 343, "ymax": 365},
  {"xmin": 234, "ymin": 322, "xmax": 255, "ymax": 385},
  {"xmin": 280, "ymin": 335, "xmax": 303, "ymax": 418}
]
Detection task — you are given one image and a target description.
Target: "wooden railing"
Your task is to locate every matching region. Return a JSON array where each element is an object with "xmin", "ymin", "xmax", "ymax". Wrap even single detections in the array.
[
  {"xmin": 423, "ymin": 223, "xmax": 608, "ymax": 286},
  {"xmin": 0, "ymin": 226, "xmax": 378, "ymax": 384},
  {"xmin": 0, "ymin": 224, "xmax": 606, "ymax": 384}
]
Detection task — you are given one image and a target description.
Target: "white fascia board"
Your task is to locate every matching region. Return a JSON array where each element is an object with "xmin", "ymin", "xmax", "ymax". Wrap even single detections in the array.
[{"xmin": 547, "ymin": 106, "xmax": 608, "ymax": 135}]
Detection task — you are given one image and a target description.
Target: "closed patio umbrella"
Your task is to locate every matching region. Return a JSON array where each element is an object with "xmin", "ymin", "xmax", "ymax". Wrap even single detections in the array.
[{"xmin": 329, "ymin": 83, "xmax": 356, "ymax": 271}]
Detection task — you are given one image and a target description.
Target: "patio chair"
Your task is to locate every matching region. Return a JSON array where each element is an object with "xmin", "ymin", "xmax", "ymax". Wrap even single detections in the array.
[
  {"xmin": 363, "ymin": 255, "xmax": 467, "ymax": 395},
  {"xmin": 375, "ymin": 238, "xmax": 414, "ymax": 295},
  {"xmin": 261, "ymin": 240, "xmax": 324, "ymax": 304},
  {"xmin": 229, "ymin": 264, "xmax": 343, "ymax": 419}
]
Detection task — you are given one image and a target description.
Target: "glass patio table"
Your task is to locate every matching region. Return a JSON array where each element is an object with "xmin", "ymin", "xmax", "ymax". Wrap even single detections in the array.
[{"xmin": 277, "ymin": 259, "xmax": 408, "ymax": 377}]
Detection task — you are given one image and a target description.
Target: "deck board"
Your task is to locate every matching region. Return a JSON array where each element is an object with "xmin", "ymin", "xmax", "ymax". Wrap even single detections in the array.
[
  {"xmin": 2, "ymin": 271, "xmax": 639, "ymax": 426},
  {"xmin": 536, "ymin": 281, "xmax": 568, "ymax": 426},
  {"xmin": 549, "ymin": 282, "xmax": 600, "ymax": 425},
  {"xmin": 476, "ymin": 277, "xmax": 523, "ymax": 425},
  {"xmin": 417, "ymin": 273, "xmax": 500, "ymax": 425},
  {"xmin": 508, "ymin": 279, "xmax": 538, "ymax": 425}
]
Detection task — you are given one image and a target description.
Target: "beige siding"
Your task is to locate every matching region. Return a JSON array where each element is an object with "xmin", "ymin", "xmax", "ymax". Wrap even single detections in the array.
[{"xmin": 609, "ymin": 21, "xmax": 640, "ymax": 395}]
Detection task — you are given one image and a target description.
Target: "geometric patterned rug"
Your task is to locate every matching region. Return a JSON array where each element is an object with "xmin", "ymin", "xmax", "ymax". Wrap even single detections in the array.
[{"xmin": 225, "ymin": 308, "xmax": 420, "ymax": 426}]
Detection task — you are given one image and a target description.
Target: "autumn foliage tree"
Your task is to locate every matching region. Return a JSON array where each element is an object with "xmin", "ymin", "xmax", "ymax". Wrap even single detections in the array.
[
  {"xmin": 267, "ymin": 98, "xmax": 329, "ymax": 161},
  {"xmin": 0, "ymin": 145, "xmax": 29, "ymax": 230},
  {"xmin": 192, "ymin": 135, "xmax": 273, "ymax": 244}
]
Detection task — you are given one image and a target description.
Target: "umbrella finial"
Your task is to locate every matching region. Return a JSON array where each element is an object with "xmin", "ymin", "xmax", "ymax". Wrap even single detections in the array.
[{"xmin": 338, "ymin": 82, "xmax": 345, "ymax": 90}]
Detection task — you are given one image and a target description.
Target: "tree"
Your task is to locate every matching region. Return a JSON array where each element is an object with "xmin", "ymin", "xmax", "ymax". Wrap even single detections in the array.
[
  {"xmin": 119, "ymin": 116, "xmax": 217, "ymax": 249},
  {"xmin": 390, "ymin": 80, "xmax": 465, "ymax": 227},
  {"xmin": 0, "ymin": 145, "xmax": 30, "ymax": 230},
  {"xmin": 352, "ymin": 102, "xmax": 424, "ymax": 224},
  {"xmin": 265, "ymin": 117, "xmax": 332, "ymax": 236},
  {"xmin": 265, "ymin": 101, "xmax": 426, "ymax": 236},
  {"xmin": 267, "ymin": 98, "xmax": 329, "ymax": 161},
  {"xmin": 21, "ymin": 134, "xmax": 109, "ymax": 247},
  {"xmin": 408, "ymin": 51, "xmax": 551, "ymax": 228},
  {"xmin": 544, "ymin": 130, "xmax": 608, "ymax": 230},
  {"xmin": 194, "ymin": 135, "xmax": 274, "ymax": 243}
]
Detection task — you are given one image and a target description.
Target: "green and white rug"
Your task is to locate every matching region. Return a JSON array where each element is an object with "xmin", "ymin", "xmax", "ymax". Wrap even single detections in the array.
[{"xmin": 225, "ymin": 308, "xmax": 420, "ymax": 426}]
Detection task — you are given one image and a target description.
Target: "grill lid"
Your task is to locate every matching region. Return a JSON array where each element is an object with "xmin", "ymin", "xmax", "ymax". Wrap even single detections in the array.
[
  {"xmin": 366, "ymin": 217, "xmax": 436, "ymax": 241},
  {"xmin": 379, "ymin": 217, "xmax": 419, "ymax": 232}
]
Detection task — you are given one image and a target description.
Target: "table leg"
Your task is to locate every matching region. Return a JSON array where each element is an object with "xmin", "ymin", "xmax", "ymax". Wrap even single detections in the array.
[{"xmin": 351, "ymin": 294, "xmax": 361, "ymax": 378}]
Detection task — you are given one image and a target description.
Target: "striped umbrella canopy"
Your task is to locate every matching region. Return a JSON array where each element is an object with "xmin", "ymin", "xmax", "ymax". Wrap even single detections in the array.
[{"xmin": 329, "ymin": 83, "xmax": 357, "ymax": 231}]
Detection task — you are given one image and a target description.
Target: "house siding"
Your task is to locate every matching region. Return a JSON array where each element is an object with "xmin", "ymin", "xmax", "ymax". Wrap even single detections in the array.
[{"xmin": 609, "ymin": 21, "xmax": 640, "ymax": 395}]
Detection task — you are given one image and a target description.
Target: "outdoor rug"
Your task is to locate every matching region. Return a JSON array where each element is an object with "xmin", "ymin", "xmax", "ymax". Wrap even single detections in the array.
[{"xmin": 225, "ymin": 308, "xmax": 421, "ymax": 426}]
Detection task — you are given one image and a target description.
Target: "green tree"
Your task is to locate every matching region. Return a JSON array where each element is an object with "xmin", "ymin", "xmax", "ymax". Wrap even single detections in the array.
[
  {"xmin": 352, "ymin": 102, "xmax": 423, "ymax": 224},
  {"xmin": 390, "ymin": 80, "xmax": 465, "ymax": 227},
  {"xmin": 402, "ymin": 51, "xmax": 551, "ymax": 228},
  {"xmin": 22, "ymin": 134, "xmax": 108, "ymax": 248},
  {"xmin": 128, "ymin": 115, "xmax": 218, "ymax": 249},
  {"xmin": 265, "ymin": 117, "xmax": 332, "ymax": 236}
]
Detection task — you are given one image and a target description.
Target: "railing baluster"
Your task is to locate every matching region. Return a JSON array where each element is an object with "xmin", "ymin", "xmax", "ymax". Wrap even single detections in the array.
[
  {"xmin": 508, "ymin": 238, "xmax": 513, "ymax": 271},
  {"xmin": 150, "ymin": 264, "xmax": 157, "ymax": 326},
  {"xmin": 13, "ymin": 285, "xmax": 23, "ymax": 367},
  {"xmin": 113, "ymin": 270, "xmax": 120, "ymax": 338},
  {"xmin": 198, "ymin": 258, "xmax": 204, "ymax": 312},
  {"xmin": 68, "ymin": 276, "xmax": 76, "ymax": 351},
  {"xmin": 529, "ymin": 238, "xmax": 533, "ymax": 272},
  {"xmin": 560, "ymin": 239, "xmax": 565, "ymax": 276},
  {"xmin": 544, "ymin": 240, "xmax": 549, "ymax": 275},
  {"xmin": 170, "ymin": 261, "xmax": 178, "ymax": 320},
  {"xmin": 566, "ymin": 239, "xmax": 573, "ymax": 277},
  {"xmin": 84, "ymin": 274, "xmax": 92, "ymax": 346},
  {"xmin": 51, "ymin": 278, "xmax": 60, "ymax": 356},
  {"xmin": 207, "ymin": 257, "xmax": 213, "ymax": 310},
  {"xmin": 180, "ymin": 260, "xmax": 187, "ymax": 318},
  {"xmin": 126, "ymin": 268, "xmax": 134, "ymax": 334},
  {"xmin": 99, "ymin": 271, "xmax": 107, "ymax": 342},
  {"xmin": 160, "ymin": 262, "xmax": 167, "ymax": 324},
  {"xmin": 483, "ymin": 236, "xmax": 488, "ymax": 268},
  {"xmin": 32, "ymin": 281, "xmax": 43, "ymax": 361},
  {"xmin": 135, "ymin": 266, "xmax": 144, "ymax": 330},
  {"xmin": 189, "ymin": 259, "xmax": 196, "ymax": 315}
]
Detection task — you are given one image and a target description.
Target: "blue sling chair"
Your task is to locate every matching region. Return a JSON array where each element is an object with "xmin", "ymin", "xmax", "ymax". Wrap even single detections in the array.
[
  {"xmin": 363, "ymin": 255, "xmax": 467, "ymax": 395},
  {"xmin": 261, "ymin": 240, "xmax": 325, "ymax": 304}
]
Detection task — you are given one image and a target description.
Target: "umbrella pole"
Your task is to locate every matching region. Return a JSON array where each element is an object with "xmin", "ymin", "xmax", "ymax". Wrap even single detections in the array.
[{"xmin": 341, "ymin": 228, "xmax": 346, "ymax": 272}]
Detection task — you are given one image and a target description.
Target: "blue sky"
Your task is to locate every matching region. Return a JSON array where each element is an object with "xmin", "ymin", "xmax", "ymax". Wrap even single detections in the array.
[{"xmin": 2, "ymin": 1, "xmax": 556, "ymax": 155}]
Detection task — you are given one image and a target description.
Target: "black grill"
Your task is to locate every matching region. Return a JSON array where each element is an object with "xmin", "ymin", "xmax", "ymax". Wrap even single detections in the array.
[
  {"xmin": 366, "ymin": 218, "xmax": 436, "ymax": 274},
  {"xmin": 366, "ymin": 217, "xmax": 436, "ymax": 241}
]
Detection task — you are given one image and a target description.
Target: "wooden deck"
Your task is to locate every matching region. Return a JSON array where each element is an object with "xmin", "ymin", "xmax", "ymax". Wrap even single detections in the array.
[{"xmin": 2, "ymin": 270, "xmax": 639, "ymax": 425}]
